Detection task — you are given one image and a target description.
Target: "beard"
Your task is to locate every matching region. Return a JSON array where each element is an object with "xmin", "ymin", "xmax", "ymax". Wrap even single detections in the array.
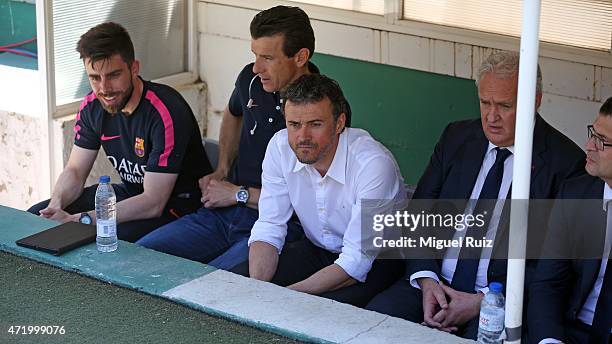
[
  {"xmin": 97, "ymin": 78, "xmax": 134, "ymax": 114},
  {"xmin": 293, "ymin": 143, "xmax": 320, "ymax": 165},
  {"xmin": 292, "ymin": 139, "xmax": 334, "ymax": 165}
]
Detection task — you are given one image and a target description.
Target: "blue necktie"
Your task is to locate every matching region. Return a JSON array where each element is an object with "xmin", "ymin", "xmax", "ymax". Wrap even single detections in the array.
[{"xmin": 451, "ymin": 147, "xmax": 512, "ymax": 293}]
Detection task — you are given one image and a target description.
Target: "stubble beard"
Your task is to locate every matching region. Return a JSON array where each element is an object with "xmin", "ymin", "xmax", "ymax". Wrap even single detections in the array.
[{"xmin": 98, "ymin": 75, "xmax": 134, "ymax": 114}]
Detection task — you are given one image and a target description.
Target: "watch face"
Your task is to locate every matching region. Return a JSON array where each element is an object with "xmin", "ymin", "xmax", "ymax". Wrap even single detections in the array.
[
  {"xmin": 237, "ymin": 190, "xmax": 249, "ymax": 203},
  {"xmin": 80, "ymin": 213, "xmax": 92, "ymax": 225}
]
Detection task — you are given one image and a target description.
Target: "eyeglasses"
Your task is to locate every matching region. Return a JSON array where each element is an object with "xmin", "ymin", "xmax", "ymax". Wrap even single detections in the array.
[{"xmin": 587, "ymin": 125, "xmax": 612, "ymax": 151}]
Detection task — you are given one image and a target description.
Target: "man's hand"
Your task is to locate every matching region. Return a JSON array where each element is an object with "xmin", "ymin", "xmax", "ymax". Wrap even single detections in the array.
[
  {"xmin": 39, "ymin": 207, "xmax": 79, "ymax": 223},
  {"xmin": 201, "ymin": 179, "xmax": 240, "ymax": 208},
  {"xmin": 198, "ymin": 170, "xmax": 227, "ymax": 195},
  {"xmin": 418, "ymin": 277, "xmax": 451, "ymax": 329},
  {"xmin": 432, "ymin": 284, "xmax": 483, "ymax": 329}
]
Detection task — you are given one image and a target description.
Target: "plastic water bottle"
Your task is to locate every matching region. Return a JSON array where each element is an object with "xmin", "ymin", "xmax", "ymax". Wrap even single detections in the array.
[
  {"xmin": 477, "ymin": 282, "xmax": 505, "ymax": 344},
  {"xmin": 95, "ymin": 175, "xmax": 117, "ymax": 252}
]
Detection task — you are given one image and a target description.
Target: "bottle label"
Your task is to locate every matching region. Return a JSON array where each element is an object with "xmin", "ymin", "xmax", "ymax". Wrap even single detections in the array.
[
  {"xmin": 479, "ymin": 307, "xmax": 505, "ymax": 332},
  {"xmin": 97, "ymin": 220, "xmax": 116, "ymax": 238}
]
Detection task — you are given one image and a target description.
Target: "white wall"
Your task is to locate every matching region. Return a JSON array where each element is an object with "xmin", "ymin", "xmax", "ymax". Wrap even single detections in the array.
[
  {"xmin": 0, "ymin": 64, "xmax": 41, "ymax": 118},
  {"xmin": 198, "ymin": 1, "xmax": 612, "ymax": 148}
]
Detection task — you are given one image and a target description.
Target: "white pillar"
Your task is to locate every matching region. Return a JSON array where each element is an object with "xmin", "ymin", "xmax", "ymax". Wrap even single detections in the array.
[
  {"xmin": 505, "ymin": 0, "xmax": 542, "ymax": 342},
  {"xmin": 35, "ymin": 0, "xmax": 57, "ymax": 196}
]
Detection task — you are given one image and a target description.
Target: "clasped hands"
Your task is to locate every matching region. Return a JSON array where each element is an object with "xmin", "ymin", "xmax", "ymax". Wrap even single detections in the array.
[
  {"xmin": 198, "ymin": 171, "xmax": 240, "ymax": 208},
  {"xmin": 418, "ymin": 277, "xmax": 483, "ymax": 333}
]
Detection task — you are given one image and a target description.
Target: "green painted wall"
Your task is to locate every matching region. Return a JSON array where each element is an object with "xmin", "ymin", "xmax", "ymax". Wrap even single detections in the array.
[{"xmin": 311, "ymin": 53, "xmax": 480, "ymax": 184}]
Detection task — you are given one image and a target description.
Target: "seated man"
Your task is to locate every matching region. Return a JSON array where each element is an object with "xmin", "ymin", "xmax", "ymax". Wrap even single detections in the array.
[
  {"xmin": 529, "ymin": 97, "xmax": 612, "ymax": 344},
  {"xmin": 232, "ymin": 74, "xmax": 405, "ymax": 307},
  {"xmin": 365, "ymin": 50, "xmax": 585, "ymax": 339},
  {"xmin": 28, "ymin": 22, "xmax": 212, "ymax": 242},
  {"xmin": 137, "ymin": 6, "xmax": 322, "ymax": 270}
]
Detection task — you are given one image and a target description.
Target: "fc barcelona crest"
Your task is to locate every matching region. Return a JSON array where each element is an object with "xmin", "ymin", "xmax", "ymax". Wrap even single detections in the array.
[{"xmin": 134, "ymin": 137, "xmax": 145, "ymax": 157}]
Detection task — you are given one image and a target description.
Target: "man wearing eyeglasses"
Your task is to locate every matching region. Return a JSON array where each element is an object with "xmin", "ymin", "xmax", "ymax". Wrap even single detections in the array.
[
  {"xmin": 529, "ymin": 96, "xmax": 612, "ymax": 344},
  {"xmin": 366, "ymin": 50, "xmax": 586, "ymax": 339}
]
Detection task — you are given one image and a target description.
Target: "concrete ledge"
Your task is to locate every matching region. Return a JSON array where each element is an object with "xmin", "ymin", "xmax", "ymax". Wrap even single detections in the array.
[
  {"xmin": 0, "ymin": 206, "xmax": 215, "ymax": 294},
  {"xmin": 0, "ymin": 205, "xmax": 472, "ymax": 343},
  {"xmin": 163, "ymin": 270, "xmax": 473, "ymax": 344}
]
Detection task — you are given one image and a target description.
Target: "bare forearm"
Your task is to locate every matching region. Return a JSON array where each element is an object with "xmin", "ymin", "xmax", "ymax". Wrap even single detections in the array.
[
  {"xmin": 289, "ymin": 264, "xmax": 356, "ymax": 295},
  {"xmin": 248, "ymin": 241, "xmax": 279, "ymax": 281},
  {"xmin": 113, "ymin": 193, "xmax": 167, "ymax": 224},
  {"xmin": 69, "ymin": 191, "xmax": 166, "ymax": 225},
  {"xmin": 216, "ymin": 107, "xmax": 242, "ymax": 177},
  {"xmin": 48, "ymin": 169, "xmax": 86, "ymax": 209}
]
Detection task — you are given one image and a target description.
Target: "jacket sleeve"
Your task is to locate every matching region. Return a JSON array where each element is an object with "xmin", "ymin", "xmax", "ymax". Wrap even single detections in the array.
[{"xmin": 528, "ymin": 183, "xmax": 573, "ymax": 342}]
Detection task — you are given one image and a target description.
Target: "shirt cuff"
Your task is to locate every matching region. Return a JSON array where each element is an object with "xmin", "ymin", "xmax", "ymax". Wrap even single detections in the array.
[
  {"xmin": 477, "ymin": 286, "xmax": 490, "ymax": 294},
  {"xmin": 538, "ymin": 339, "xmax": 562, "ymax": 344},
  {"xmin": 334, "ymin": 250, "xmax": 374, "ymax": 283},
  {"xmin": 247, "ymin": 222, "xmax": 286, "ymax": 254},
  {"xmin": 409, "ymin": 271, "xmax": 440, "ymax": 289}
]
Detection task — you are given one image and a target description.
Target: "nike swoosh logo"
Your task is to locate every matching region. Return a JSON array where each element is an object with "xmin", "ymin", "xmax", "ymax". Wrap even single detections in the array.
[{"xmin": 101, "ymin": 134, "xmax": 121, "ymax": 141}]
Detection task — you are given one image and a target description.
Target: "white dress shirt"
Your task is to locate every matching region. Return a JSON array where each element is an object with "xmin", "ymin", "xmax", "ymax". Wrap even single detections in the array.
[
  {"xmin": 410, "ymin": 142, "xmax": 514, "ymax": 293},
  {"xmin": 248, "ymin": 127, "xmax": 405, "ymax": 282}
]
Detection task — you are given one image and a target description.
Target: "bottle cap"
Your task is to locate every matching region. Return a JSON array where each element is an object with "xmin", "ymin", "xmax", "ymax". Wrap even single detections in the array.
[
  {"xmin": 99, "ymin": 175, "xmax": 111, "ymax": 183},
  {"xmin": 489, "ymin": 282, "xmax": 503, "ymax": 293}
]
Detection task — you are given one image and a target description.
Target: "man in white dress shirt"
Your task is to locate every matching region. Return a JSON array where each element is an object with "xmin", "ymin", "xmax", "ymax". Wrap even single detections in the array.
[{"xmin": 231, "ymin": 74, "xmax": 405, "ymax": 307}]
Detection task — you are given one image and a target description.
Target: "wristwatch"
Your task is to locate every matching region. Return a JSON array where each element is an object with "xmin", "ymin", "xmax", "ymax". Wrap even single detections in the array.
[
  {"xmin": 79, "ymin": 212, "xmax": 92, "ymax": 225},
  {"xmin": 235, "ymin": 186, "xmax": 249, "ymax": 206}
]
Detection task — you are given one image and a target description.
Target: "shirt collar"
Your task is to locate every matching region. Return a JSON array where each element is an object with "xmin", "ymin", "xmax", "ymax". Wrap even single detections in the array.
[
  {"xmin": 325, "ymin": 129, "xmax": 348, "ymax": 184},
  {"xmin": 603, "ymin": 182, "xmax": 612, "ymax": 210},
  {"xmin": 292, "ymin": 129, "xmax": 348, "ymax": 185},
  {"xmin": 292, "ymin": 157, "xmax": 306, "ymax": 173},
  {"xmin": 486, "ymin": 142, "xmax": 515, "ymax": 155}
]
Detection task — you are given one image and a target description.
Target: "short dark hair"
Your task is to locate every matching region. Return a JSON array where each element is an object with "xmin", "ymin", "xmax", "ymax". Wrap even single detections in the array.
[
  {"xmin": 250, "ymin": 6, "xmax": 315, "ymax": 59},
  {"xmin": 282, "ymin": 74, "xmax": 351, "ymax": 128},
  {"xmin": 76, "ymin": 22, "xmax": 135, "ymax": 67},
  {"xmin": 600, "ymin": 97, "xmax": 612, "ymax": 116}
]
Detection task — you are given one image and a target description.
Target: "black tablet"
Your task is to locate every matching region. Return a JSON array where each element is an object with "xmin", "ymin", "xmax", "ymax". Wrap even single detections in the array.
[{"xmin": 16, "ymin": 221, "xmax": 96, "ymax": 255}]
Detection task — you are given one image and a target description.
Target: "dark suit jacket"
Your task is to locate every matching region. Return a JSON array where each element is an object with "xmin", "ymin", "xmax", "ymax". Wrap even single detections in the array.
[
  {"xmin": 528, "ymin": 174, "xmax": 608, "ymax": 343},
  {"xmin": 407, "ymin": 114, "xmax": 586, "ymax": 288}
]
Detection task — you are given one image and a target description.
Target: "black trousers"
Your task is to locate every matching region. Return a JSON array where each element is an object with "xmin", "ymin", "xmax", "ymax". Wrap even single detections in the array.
[
  {"xmin": 366, "ymin": 277, "xmax": 479, "ymax": 339},
  {"xmin": 558, "ymin": 319, "xmax": 610, "ymax": 344},
  {"xmin": 27, "ymin": 184, "xmax": 201, "ymax": 243},
  {"xmin": 231, "ymin": 238, "xmax": 404, "ymax": 308}
]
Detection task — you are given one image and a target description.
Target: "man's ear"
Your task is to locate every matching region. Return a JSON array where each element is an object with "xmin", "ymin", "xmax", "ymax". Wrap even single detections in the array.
[
  {"xmin": 294, "ymin": 48, "xmax": 310, "ymax": 68},
  {"xmin": 131, "ymin": 59, "xmax": 140, "ymax": 76},
  {"xmin": 336, "ymin": 112, "xmax": 346, "ymax": 134}
]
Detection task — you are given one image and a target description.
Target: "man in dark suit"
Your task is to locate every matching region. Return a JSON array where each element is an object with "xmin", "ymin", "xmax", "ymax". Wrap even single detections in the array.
[
  {"xmin": 529, "ymin": 97, "xmax": 612, "ymax": 344},
  {"xmin": 366, "ymin": 50, "xmax": 585, "ymax": 339}
]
